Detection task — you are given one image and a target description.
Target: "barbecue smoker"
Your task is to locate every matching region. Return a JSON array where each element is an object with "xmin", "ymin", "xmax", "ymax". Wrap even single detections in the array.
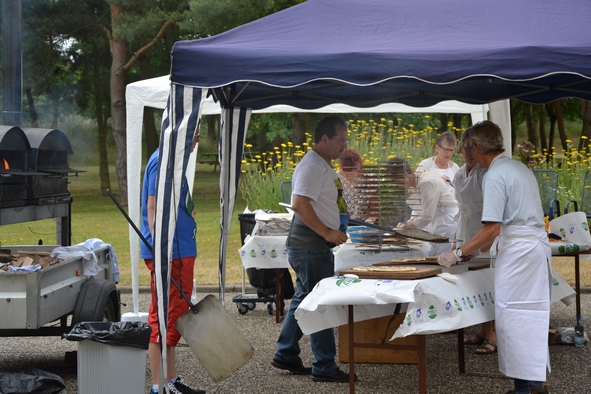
[
  {"xmin": 0, "ymin": 125, "xmax": 120, "ymax": 337},
  {"xmin": 0, "ymin": 126, "xmax": 79, "ymax": 244}
]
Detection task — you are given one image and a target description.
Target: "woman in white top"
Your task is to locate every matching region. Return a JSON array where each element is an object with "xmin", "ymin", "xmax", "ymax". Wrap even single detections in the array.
[
  {"xmin": 416, "ymin": 131, "xmax": 460, "ymax": 193},
  {"xmin": 390, "ymin": 158, "xmax": 459, "ymax": 256}
]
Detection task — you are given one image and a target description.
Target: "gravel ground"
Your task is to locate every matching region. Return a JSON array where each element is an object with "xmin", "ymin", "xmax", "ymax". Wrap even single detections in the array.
[{"xmin": 1, "ymin": 289, "xmax": 590, "ymax": 394}]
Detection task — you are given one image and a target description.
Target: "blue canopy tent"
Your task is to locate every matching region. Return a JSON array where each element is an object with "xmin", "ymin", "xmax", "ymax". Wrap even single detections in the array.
[{"xmin": 152, "ymin": 0, "xmax": 591, "ymax": 377}]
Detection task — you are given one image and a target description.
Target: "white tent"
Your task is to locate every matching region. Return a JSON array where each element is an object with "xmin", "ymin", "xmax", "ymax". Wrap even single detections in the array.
[{"xmin": 125, "ymin": 75, "xmax": 507, "ymax": 314}]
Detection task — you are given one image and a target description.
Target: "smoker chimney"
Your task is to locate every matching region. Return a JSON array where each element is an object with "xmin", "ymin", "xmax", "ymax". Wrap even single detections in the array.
[{"xmin": 2, "ymin": 0, "xmax": 23, "ymax": 126}]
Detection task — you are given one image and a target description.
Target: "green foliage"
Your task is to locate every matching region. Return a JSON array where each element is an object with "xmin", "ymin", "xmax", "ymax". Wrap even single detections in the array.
[
  {"xmin": 239, "ymin": 115, "xmax": 591, "ymax": 214},
  {"xmin": 239, "ymin": 115, "xmax": 459, "ymax": 211},
  {"xmin": 247, "ymin": 113, "xmax": 293, "ymax": 143},
  {"xmin": 239, "ymin": 141, "xmax": 306, "ymax": 210},
  {"xmin": 181, "ymin": 0, "xmax": 304, "ymax": 37}
]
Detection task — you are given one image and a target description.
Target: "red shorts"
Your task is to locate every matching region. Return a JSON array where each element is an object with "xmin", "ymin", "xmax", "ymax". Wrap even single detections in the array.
[{"xmin": 144, "ymin": 257, "xmax": 195, "ymax": 346}]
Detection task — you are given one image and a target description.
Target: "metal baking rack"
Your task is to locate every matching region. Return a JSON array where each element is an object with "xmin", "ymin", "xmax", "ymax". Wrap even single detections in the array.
[{"xmin": 342, "ymin": 161, "xmax": 421, "ymax": 252}]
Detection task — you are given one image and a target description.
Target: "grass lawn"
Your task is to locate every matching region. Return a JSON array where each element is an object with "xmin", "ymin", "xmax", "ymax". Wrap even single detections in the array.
[
  {"xmin": 2, "ymin": 163, "xmax": 589, "ymax": 289},
  {"xmin": 1, "ymin": 164, "xmax": 247, "ymax": 287}
]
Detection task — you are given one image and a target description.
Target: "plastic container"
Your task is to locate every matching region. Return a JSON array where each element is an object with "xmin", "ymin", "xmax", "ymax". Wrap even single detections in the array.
[
  {"xmin": 238, "ymin": 213, "xmax": 257, "ymax": 246},
  {"xmin": 64, "ymin": 322, "xmax": 150, "ymax": 394},
  {"xmin": 347, "ymin": 225, "xmax": 382, "ymax": 243}
]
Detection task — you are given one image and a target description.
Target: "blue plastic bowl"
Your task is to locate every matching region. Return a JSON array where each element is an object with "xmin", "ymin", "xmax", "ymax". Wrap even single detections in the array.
[{"xmin": 347, "ymin": 226, "xmax": 382, "ymax": 243}]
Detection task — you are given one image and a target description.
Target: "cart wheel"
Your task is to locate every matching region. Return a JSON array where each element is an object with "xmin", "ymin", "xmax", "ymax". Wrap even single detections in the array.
[
  {"xmin": 246, "ymin": 302, "xmax": 256, "ymax": 311},
  {"xmin": 237, "ymin": 303, "xmax": 248, "ymax": 315},
  {"xmin": 267, "ymin": 303, "xmax": 274, "ymax": 315}
]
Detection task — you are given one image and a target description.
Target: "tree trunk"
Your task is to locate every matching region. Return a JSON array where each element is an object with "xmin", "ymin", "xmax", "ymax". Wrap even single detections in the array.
[
  {"xmin": 538, "ymin": 105, "xmax": 547, "ymax": 153},
  {"xmin": 206, "ymin": 114, "xmax": 219, "ymax": 141},
  {"xmin": 93, "ymin": 41, "xmax": 111, "ymax": 195},
  {"xmin": 545, "ymin": 103, "xmax": 556, "ymax": 160},
  {"xmin": 452, "ymin": 114, "xmax": 463, "ymax": 136},
  {"xmin": 580, "ymin": 100, "xmax": 591, "ymax": 152},
  {"xmin": 438, "ymin": 113, "xmax": 448, "ymax": 133},
  {"xmin": 25, "ymin": 88, "xmax": 38, "ymax": 127},
  {"xmin": 110, "ymin": 4, "xmax": 128, "ymax": 205},
  {"xmin": 291, "ymin": 113, "xmax": 316, "ymax": 146},
  {"xmin": 144, "ymin": 107, "xmax": 159, "ymax": 155},
  {"xmin": 554, "ymin": 101, "xmax": 568, "ymax": 151},
  {"xmin": 525, "ymin": 104, "xmax": 538, "ymax": 148},
  {"xmin": 510, "ymin": 100, "xmax": 523, "ymax": 150},
  {"xmin": 139, "ymin": 38, "xmax": 158, "ymax": 155}
]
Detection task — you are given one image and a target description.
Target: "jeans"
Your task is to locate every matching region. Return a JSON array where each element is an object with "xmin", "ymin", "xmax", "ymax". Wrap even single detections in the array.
[
  {"xmin": 514, "ymin": 379, "xmax": 545, "ymax": 394},
  {"xmin": 274, "ymin": 248, "xmax": 337, "ymax": 375}
]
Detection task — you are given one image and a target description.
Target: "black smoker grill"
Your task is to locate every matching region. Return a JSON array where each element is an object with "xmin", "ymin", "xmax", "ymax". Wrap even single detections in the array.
[
  {"xmin": 0, "ymin": 125, "xmax": 31, "ymax": 207},
  {"xmin": 22, "ymin": 128, "xmax": 81, "ymax": 205},
  {"xmin": 0, "ymin": 126, "xmax": 82, "ymax": 245}
]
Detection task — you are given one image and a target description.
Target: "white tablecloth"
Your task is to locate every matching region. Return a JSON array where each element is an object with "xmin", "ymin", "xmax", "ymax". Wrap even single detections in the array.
[
  {"xmin": 239, "ymin": 236, "xmax": 427, "ymax": 272},
  {"xmin": 334, "ymin": 242, "xmax": 425, "ymax": 272},
  {"xmin": 239, "ymin": 235, "xmax": 290, "ymax": 269},
  {"xmin": 295, "ymin": 267, "xmax": 576, "ymax": 340}
]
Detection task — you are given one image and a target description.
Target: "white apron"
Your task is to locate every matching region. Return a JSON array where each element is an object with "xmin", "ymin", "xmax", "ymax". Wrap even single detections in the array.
[
  {"xmin": 495, "ymin": 225, "xmax": 552, "ymax": 381},
  {"xmin": 426, "ymin": 166, "xmax": 456, "ymax": 195},
  {"xmin": 455, "ymin": 202, "xmax": 483, "ymax": 247},
  {"xmin": 422, "ymin": 206, "xmax": 458, "ymax": 256}
]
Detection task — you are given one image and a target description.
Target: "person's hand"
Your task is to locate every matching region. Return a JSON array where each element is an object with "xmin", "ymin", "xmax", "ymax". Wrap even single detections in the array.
[
  {"xmin": 324, "ymin": 228, "xmax": 348, "ymax": 246},
  {"xmin": 396, "ymin": 221, "xmax": 417, "ymax": 230},
  {"xmin": 438, "ymin": 250, "xmax": 460, "ymax": 267},
  {"xmin": 450, "ymin": 242, "xmax": 456, "ymax": 251}
]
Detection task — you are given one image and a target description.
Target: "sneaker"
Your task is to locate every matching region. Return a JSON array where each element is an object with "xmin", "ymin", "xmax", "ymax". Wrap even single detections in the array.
[
  {"xmin": 311, "ymin": 367, "xmax": 357, "ymax": 382},
  {"xmin": 168, "ymin": 377, "xmax": 206, "ymax": 394},
  {"xmin": 149, "ymin": 388, "xmax": 159, "ymax": 394},
  {"xmin": 271, "ymin": 357, "xmax": 312, "ymax": 375}
]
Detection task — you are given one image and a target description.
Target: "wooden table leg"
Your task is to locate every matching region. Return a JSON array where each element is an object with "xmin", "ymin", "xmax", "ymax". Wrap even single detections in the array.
[
  {"xmin": 418, "ymin": 335, "xmax": 427, "ymax": 394},
  {"xmin": 275, "ymin": 269, "xmax": 284, "ymax": 323},
  {"xmin": 575, "ymin": 254, "xmax": 581, "ymax": 321},
  {"xmin": 348, "ymin": 305, "xmax": 355, "ymax": 394},
  {"xmin": 458, "ymin": 328, "xmax": 465, "ymax": 374}
]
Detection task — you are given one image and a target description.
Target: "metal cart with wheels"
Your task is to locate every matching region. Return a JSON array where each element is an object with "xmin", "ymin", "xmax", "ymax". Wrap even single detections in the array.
[{"xmin": 232, "ymin": 213, "xmax": 277, "ymax": 317}]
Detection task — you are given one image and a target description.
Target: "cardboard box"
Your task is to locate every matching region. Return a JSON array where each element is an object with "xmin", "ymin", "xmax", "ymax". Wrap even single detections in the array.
[{"xmin": 338, "ymin": 314, "xmax": 419, "ymax": 364}]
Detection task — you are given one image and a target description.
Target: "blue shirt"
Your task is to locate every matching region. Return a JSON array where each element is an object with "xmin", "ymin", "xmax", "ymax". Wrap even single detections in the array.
[{"xmin": 140, "ymin": 149, "xmax": 197, "ymax": 259}]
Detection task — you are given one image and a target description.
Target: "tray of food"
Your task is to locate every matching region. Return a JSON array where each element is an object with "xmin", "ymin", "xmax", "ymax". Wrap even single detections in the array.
[
  {"xmin": 392, "ymin": 228, "xmax": 450, "ymax": 243},
  {"xmin": 340, "ymin": 265, "xmax": 442, "ymax": 279},
  {"xmin": 348, "ymin": 219, "xmax": 451, "ymax": 243},
  {"xmin": 371, "ymin": 256, "xmax": 439, "ymax": 265}
]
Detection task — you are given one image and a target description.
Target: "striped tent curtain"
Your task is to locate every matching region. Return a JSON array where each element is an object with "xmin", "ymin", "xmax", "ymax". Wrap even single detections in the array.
[
  {"xmin": 218, "ymin": 107, "xmax": 251, "ymax": 301},
  {"xmin": 154, "ymin": 84, "xmax": 251, "ymax": 379},
  {"xmin": 153, "ymin": 84, "xmax": 201, "ymax": 380}
]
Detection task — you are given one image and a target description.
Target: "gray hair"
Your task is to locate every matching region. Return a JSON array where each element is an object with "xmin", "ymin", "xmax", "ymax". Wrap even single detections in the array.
[
  {"xmin": 436, "ymin": 131, "xmax": 457, "ymax": 148},
  {"xmin": 468, "ymin": 121, "xmax": 505, "ymax": 154}
]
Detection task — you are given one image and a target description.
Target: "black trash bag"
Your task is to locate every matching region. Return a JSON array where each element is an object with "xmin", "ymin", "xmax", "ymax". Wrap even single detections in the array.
[
  {"xmin": 248, "ymin": 268, "xmax": 295, "ymax": 300},
  {"xmin": 62, "ymin": 321, "xmax": 151, "ymax": 350},
  {"xmin": 0, "ymin": 367, "xmax": 65, "ymax": 394}
]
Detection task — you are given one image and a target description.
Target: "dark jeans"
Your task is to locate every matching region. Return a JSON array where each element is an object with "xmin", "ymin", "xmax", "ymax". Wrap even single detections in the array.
[
  {"xmin": 514, "ymin": 378, "xmax": 545, "ymax": 394},
  {"xmin": 274, "ymin": 248, "xmax": 337, "ymax": 375}
]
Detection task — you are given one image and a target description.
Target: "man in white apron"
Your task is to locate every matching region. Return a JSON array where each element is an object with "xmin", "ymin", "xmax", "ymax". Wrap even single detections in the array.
[{"xmin": 438, "ymin": 121, "xmax": 551, "ymax": 394}]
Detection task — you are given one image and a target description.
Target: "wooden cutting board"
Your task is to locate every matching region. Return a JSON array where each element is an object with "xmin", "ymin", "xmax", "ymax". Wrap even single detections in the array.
[{"xmin": 339, "ymin": 267, "xmax": 442, "ymax": 279}]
